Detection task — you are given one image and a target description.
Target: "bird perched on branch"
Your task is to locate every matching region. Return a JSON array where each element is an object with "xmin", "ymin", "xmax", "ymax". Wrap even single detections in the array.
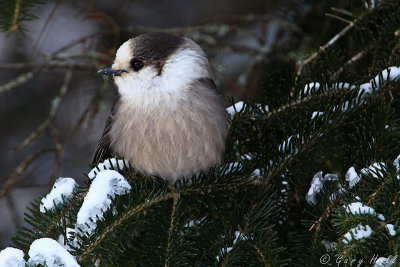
[{"xmin": 92, "ymin": 32, "xmax": 227, "ymax": 183}]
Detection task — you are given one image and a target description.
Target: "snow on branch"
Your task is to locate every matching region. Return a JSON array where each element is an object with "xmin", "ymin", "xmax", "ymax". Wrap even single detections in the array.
[
  {"xmin": 302, "ymin": 66, "xmax": 400, "ymax": 104},
  {"xmin": 361, "ymin": 162, "xmax": 386, "ymax": 179},
  {"xmin": 88, "ymin": 158, "xmax": 129, "ymax": 179},
  {"xmin": 345, "ymin": 160, "xmax": 392, "ymax": 190},
  {"xmin": 40, "ymin": 177, "xmax": 78, "ymax": 213},
  {"xmin": 344, "ymin": 202, "xmax": 385, "ymax": 220},
  {"xmin": 393, "ymin": 154, "xmax": 400, "ymax": 173},
  {"xmin": 28, "ymin": 238, "xmax": 80, "ymax": 267},
  {"xmin": 306, "ymin": 171, "xmax": 338, "ymax": 205},
  {"xmin": 226, "ymin": 101, "xmax": 245, "ymax": 117},
  {"xmin": 76, "ymin": 170, "xmax": 131, "ymax": 236},
  {"xmin": 386, "ymin": 224, "xmax": 396, "ymax": 236},
  {"xmin": 345, "ymin": 167, "xmax": 360, "ymax": 188},
  {"xmin": 342, "ymin": 224, "xmax": 373, "ymax": 244},
  {"xmin": 0, "ymin": 247, "xmax": 25, "ymax": 267}
]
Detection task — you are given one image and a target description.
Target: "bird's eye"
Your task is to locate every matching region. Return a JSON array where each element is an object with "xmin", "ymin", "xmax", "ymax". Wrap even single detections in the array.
[{"xmin": 130, "ymin": 59, "xmax": 144, "ymax": 71}]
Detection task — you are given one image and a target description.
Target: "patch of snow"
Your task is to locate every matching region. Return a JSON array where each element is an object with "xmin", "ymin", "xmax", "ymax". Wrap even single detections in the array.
[
  {"xmin": 58, "ymin": 227, "xmax": 76, "ymax": 250},
  {"xmin": 375, "ymin": 67, "xmax": 400, "ymax": 85},
  {"xmin": 305, "ymin": 67, "xmax": 400, "ymax": 111},
  {"xmin": 302, "ymin": 82, "xmax": 321, "ymax": 95},
  {"xmin": 278, "ymin": 134, "xmax": 301, "ymax": 152},
  {"xmin": 343, "ymin": 224, "xmax": 373, "ymax": 244},
  {"xmin": 311, "ymin": 111, "xmax": 324, "ymax": 119},
  {"xmin": 221, "ymin": 231, "xmax": 242, "ymax": 259},
  {"xmin": 345, "ymin": 167, "xmax": 360, "ymax": 188},
  {"xmin": 320, "ymin": 239, "xmax": 337, "ymax": 251},
  {"xmin": 344, "ymin": 202, "xmax": 385, "ymax": 220},
  {"xmin": 241, "ymin": 153, "xmax": 257, "ymax": 161},
  {"xmin": 186, "ymin": 217, "xmax": 205, "ymax": 228},
  {"xmin": 306, "ymin": 172, "xmax": 324, "ymax": 205},
  {"xmin": 345, "ymin": 202, "xmax": 374, "ymax": 215},
  {"xmin": 306, "ymin": 171, "xmax": 338, "ymax": 205},
  {"xmin": 250, "ymin": 169, "xmax": 261, "ymax": 178},
  {"xmin": 226, "ymin": 101, "xmax": 244, "ymax": 116},
  {"xmin": 378, "ymin": 214, "xmax": 386, "ymax": 221},
  {"xmin": 324, "ymin": 174, "xmax": 339, "ymax": 181},
  {"xmin": 361, "ymin": 162, "xmax": 386, "ymax": 178},
  {"xmin": 28, "ymin": 238, "xmax": 79, "ymax": 267},
  {"xmin": 329, "ymin": 187, "xmax": 346, "ymax": 202},
  {"xmin": 365, "ymin": 0, "xmax": 377, "ymax": 9},
  {"xmin": 358, "ymin": 67, "xmax": 400, "ymax": 100},
  {"xmin": 0, "ymin": 247, "xmax": 25, "ymax": 267},
  {"xmin": 374, "ymin": 257, "xmax": 395, "ymax": 267},
  {"xmin": 233, "ymin": 231, "xmax": 241, "ymax": 244},
  {"xmin": 358, "ymin": 83, "xmax": 373, "ymax": 99},
  {"xmin": 76, "ymin": 170, "xmax": 131, "ymax": 236},
  {"xmin": 386, "ymin": 224, "xmax": 396, "ymax": 236},
  {"xmin": 40, "ymin": 178, "xmax": 77, "ymax": 213},
  {"xmin": 222, "ymin": 162, "xmax": 241, "ymax": 173},
  {"xmin": 393, "ymin": 155, "xmax": 400, "ymax": 173},
  {"xmin": 88, "ymin": 158, "xmax": 129, "ymax": 179}
]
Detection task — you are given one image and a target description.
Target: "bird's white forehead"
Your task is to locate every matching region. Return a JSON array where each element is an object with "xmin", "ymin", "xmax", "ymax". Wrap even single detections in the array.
[{"xmin": 114, "ymin": 39, "xmax": 133, "ymax": 66}]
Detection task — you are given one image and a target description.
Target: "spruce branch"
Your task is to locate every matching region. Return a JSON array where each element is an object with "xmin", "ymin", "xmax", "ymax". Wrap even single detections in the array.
[
  {"xmin": 9, "ymin": 0, "xmax": 22, "ymax": 32},
  {"xmin": 246, "ymin": 241, "xmax": 268, "ymax": 266},
  {"xmin": 163, "ymin": 193, "xmax": 179, "ymax": 267},
  {"xmin": 330, "ymin": 48, "xmax": 370, "ymax": 81},
  {"xmin": 0, "ymin": 0, "xmax": 42, "ymax": 32},
  {"xmin": 78, "ymin": 191, "xmax": 176, "ymax": 262},
  {"xmin": 264, "ymin": 91, "xmax": 356, "ymax": 183},
  {"xmin": 308, "ymin": 199, "xmax": 340, "ymax": 246},
  {"xmin": 296, "ymin": 22, "xmax": 355, "ymax": 77}
]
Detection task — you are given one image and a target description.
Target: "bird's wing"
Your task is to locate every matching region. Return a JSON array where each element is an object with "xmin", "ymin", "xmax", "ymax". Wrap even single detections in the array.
[
  {"xmin": 198, "ymin": 77, "xmax": 218, "ymax": 92},
  {"xmin": 91, "ymin": 94, "xmax": 120, "ymax": 166}
]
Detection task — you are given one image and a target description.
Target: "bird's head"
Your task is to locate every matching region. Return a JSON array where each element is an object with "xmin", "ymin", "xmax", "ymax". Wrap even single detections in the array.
[{"xmin": 98, "ymin": 32, "xmax": 212, "ymax": 106}]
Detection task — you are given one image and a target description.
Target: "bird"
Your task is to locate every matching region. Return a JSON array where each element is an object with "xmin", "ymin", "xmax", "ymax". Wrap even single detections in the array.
[{"xmin": 92, "ymin": 32, "xmax": 227, "ymax": 183}]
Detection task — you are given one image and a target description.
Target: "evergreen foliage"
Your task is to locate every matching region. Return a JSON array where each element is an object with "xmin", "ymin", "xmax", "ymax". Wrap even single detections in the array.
[
  {"xmin": 4, "ymin": 0, "xmax": 400, "ymax": 266},
  {"xmin": 0, "ymin": 0, "xmax": 42, "ymax": 32}
]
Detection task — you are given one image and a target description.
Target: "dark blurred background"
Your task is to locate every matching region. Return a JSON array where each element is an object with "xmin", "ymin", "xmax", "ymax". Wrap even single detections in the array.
[{"xmin": 0, "ymin": 0, "xmax": 344, "ymax": 248}]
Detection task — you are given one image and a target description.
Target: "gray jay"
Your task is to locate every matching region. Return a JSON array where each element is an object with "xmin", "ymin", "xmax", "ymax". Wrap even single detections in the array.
[{"xmin": 92, "ymin": 32, "xmax": 227, "ymax": 183}]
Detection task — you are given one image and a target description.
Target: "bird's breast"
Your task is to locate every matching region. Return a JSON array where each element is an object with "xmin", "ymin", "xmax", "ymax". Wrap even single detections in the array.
[{"xmin": 109, "ymin": 97, "xmax": 226, "ymax": 182}]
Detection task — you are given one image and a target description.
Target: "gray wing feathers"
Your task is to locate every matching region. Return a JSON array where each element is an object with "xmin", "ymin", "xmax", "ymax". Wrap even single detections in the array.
[{"xmin": 91, "ymin": 95, "xmax": 119, "ymax": 165}]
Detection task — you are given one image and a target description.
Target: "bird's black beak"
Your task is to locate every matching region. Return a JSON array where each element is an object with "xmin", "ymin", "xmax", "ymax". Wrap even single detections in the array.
[{"xmin": 98, "ymin": 66, "xmax": 127, "ymax": 76}]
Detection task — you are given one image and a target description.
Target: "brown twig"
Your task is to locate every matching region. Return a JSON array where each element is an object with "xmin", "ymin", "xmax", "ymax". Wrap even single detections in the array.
[
  {"xmin": 32, "ymin": 0, "xmax": 65, "ymax": 59},
  {"xmin": 46, "ymin": 82, "xmax": 106, "ymax": 185},
  {"xmin": 9, "ymin": 0, "xmax": 22, "ymax": 32},
  {"xmin": 64, "ymin": 82, "xmax": 105, "ymax": 145},
  {"xmin": 164, "ymin": 194, "xmax": 179, "ymax": 267},
  {"xmin": 330, "ymin": 49, "xmax": 369, "ymax": 81},
  {"xmin": 0, "ymin": 72, "xmax": 34, "ymax": 95},
  {"xmin": 0, "ymin": 61, "xmax": 98, "ymax": 70},
  {"xmin": 296, "ymin": 22, "xmax": 354, "ymax": 76},
  {"xmin": 48, "ymin": 125, "xmax": 62, "ymax": 186},
  {"xmin": 10, "ymin": 67, "xmax": 74, "ymax": 151},
  {"xmin": 0, "ymin": 148, "xmax": 57, "ymax": 198},
  {"xmin": 5, "ymin": 194, "xmax": 20, "ymax": 226}
]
